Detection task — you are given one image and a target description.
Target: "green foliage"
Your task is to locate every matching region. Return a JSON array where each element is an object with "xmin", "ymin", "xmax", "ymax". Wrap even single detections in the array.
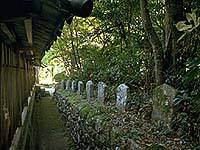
[
  {"xmin": 164, "ymin": 11, "xmax": 200, "ymax": 143},
  {"xmin": 146, "ymin": 144, "xmax": 166, "ymax": 150},
  {"xmin": 53, "ymin": 72, "xmax": 66, "ymax": 82},
  {"xmin": 176, "ymin": 12, "xmax": 200, "ymax": 42},
  {"xmin": 59, "ymin": 89, "xmax": 113, "ymax": 128},
  {"xmin": 47, "ymin": 2, "xmax": 200, "ymax": 146}
]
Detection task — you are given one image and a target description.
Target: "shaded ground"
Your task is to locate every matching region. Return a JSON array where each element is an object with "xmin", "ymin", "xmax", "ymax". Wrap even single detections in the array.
[{"xmin": 34, "ymin": 95, "xmax": 75, "ymax": 150}]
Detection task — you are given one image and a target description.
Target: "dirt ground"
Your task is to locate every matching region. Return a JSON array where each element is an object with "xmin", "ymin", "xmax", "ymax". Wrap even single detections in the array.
[{"xmin": 34, "ymin": 95, "xmax": 75, "ymax": 150}]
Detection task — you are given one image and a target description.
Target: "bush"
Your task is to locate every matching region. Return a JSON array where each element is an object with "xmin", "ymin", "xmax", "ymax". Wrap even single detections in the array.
[{"xmin": 53, "ymin": 72, "xmax": 66, "ymax": 82}]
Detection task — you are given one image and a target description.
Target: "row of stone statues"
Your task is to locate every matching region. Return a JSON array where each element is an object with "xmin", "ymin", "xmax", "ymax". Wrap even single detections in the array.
[
  {"xmin": 57, "ymin": 79, "xmax": 177, "ymax": 128},
  {"xmin": 58, "ymin": 79, "xmax": 129, "ymax": 109}
]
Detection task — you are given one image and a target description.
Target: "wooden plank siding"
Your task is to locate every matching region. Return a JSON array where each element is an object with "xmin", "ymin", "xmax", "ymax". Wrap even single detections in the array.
[{"xmin": 0, "ymin": 42, "xmax": 36, "ymax": 149}]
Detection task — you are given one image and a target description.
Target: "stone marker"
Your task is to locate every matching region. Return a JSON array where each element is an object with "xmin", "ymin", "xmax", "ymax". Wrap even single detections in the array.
[
  {"xmin": 66, "ymin": 79, "xmax": 72, "ymax": 90},
  {"xmin": 71, "ymin": 80, "xmax": 77, "ymax": 92},
  {"xmin": 86, "ymin": 80, "xmax": 94, "ymax": 101},
  {"xmin": 28, "ymin": 97, "xmax": 31, "ymax": 106},
  {"xmin": 151, "ymin": 84, "xmax": 176, "ymax": 128},
  {"xmin": 55, "ymin": 82, "xmax": 64, "ymax": 91},
  {"xmin": 78, "ymin": 81, "xmax": 84, "ymax": 95},
  {"xmin": 97, "ymin": 82, "xmax": 106, "ymax": 102},
  {"xmin": 116, "ymin": 84, "xmax": 129, "ymax": 109},
  {"xmin": 60, "ymin": 80, "xmax": 66, "ymax": 90},
  {"xmin": 21, "ymin": 106, "xmax": 28, "ymax": 125}
]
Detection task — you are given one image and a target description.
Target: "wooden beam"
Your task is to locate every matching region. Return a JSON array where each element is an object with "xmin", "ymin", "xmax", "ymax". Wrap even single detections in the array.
[
  {"xmin": 24, "ymin": 19, "xmax": 33, "ymax": 46},
  {"xmin": 0, "ymin": 23, "xmax": 16, "ymax": 43}
]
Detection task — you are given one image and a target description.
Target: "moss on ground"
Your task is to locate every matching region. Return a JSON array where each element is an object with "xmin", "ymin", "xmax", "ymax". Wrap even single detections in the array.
[{"xmin": 33, "ymin": 95, "xmax": 75, "ymax": 150}]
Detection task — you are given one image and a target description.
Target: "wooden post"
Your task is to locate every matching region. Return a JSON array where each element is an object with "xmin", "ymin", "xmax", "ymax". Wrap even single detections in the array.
[
  {"xmin": 16, "ymin": 48, "xmax": 22, "ymax": 125},
  {"xmin": 0, "ymin": 42, "xmax": 37, "ymax": 148},
  {"xmin": 0, "ymin": 42, "xmax": 3, "ymax": 148}
]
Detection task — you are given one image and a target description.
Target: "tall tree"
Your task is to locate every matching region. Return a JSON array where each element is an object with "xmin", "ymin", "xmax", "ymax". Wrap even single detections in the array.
[
  {"xmin": 164, "ymin": 0, "xmax": 183, "ymax": 72},
  {"xmin": 140, "ymin": 0, "xmax": 164, "ymax": 86}
]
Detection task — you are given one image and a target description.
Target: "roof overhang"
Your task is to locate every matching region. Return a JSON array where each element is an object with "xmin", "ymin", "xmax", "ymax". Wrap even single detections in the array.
[{"xmin": 0, "ymin": 0, "xmax": 93, "ymax": 65}]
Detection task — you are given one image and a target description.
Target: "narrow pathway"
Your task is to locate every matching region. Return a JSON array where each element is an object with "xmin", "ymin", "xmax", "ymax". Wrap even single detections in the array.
[{"xmin": 34, "ymin": 95, "xmax": 74, "ymax": 150}]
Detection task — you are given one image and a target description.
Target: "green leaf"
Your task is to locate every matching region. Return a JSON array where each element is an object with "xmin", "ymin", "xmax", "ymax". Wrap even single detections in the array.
[
  {"xmin": 186, "ymin": 13, "xmax": 193, "ymax": 23},
  {"xmin": 177, "ymin": 33, "xmax": 187, "ymax": 42},
  {"xmin": 191, "ymin": 12, "xmax": 197, "ymax": 26},
  {"xmin": 196, "ymin": 17, "xmax": 200, "ymax": 27},
  {"xmin": 176, "ymin": 21, "xmax": 192, "ymax": 31}
]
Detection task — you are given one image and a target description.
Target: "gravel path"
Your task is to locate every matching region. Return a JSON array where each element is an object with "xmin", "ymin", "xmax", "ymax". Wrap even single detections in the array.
[{"xmin": 34, "ymin": 96, "xmax": 75, "ymax": 150}]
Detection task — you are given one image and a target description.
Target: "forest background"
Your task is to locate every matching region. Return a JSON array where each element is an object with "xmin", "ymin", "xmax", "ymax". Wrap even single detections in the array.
[{"xmin": 39, "ymin": 0, "xmax": 200, "ymax": 144}]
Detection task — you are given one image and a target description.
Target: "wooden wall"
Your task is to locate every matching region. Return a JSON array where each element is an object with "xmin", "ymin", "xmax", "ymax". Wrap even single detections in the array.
[{"xmin": 0, "ymin": 42, "xmax": 35, "ymax": 149}]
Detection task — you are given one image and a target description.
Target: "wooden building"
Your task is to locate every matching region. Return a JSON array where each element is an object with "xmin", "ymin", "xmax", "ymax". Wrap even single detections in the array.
[{"xmin": 0, "ymin": 0, "xmax": 93, "ymax": 149}]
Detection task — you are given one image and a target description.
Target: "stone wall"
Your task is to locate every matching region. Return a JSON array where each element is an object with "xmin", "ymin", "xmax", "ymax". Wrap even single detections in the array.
[{"xmin": 54, "ymin": 91, "xmax": 142, "ymax": 150}]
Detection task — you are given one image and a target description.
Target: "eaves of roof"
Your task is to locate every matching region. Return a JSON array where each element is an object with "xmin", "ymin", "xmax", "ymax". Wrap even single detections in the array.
[{"xmin": 0, "ymin": 0, "xmax": 93, "ymax": 65}]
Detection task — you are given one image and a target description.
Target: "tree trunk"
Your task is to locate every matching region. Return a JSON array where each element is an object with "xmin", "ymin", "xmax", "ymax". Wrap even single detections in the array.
[
  {"xmin": 69, "ymin": 27, "xmax": 79, "ymax": 71},
  {"xmin": 164, "ymin": 0, "xmax": 183, "ymax": 72},
  {"xmin": 140, "ymin": 0, "xmax": 164, "ymax": 86},
  {"xmin": 165, "ymin": 0, "xmax": 174, "ymax": 70}
]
